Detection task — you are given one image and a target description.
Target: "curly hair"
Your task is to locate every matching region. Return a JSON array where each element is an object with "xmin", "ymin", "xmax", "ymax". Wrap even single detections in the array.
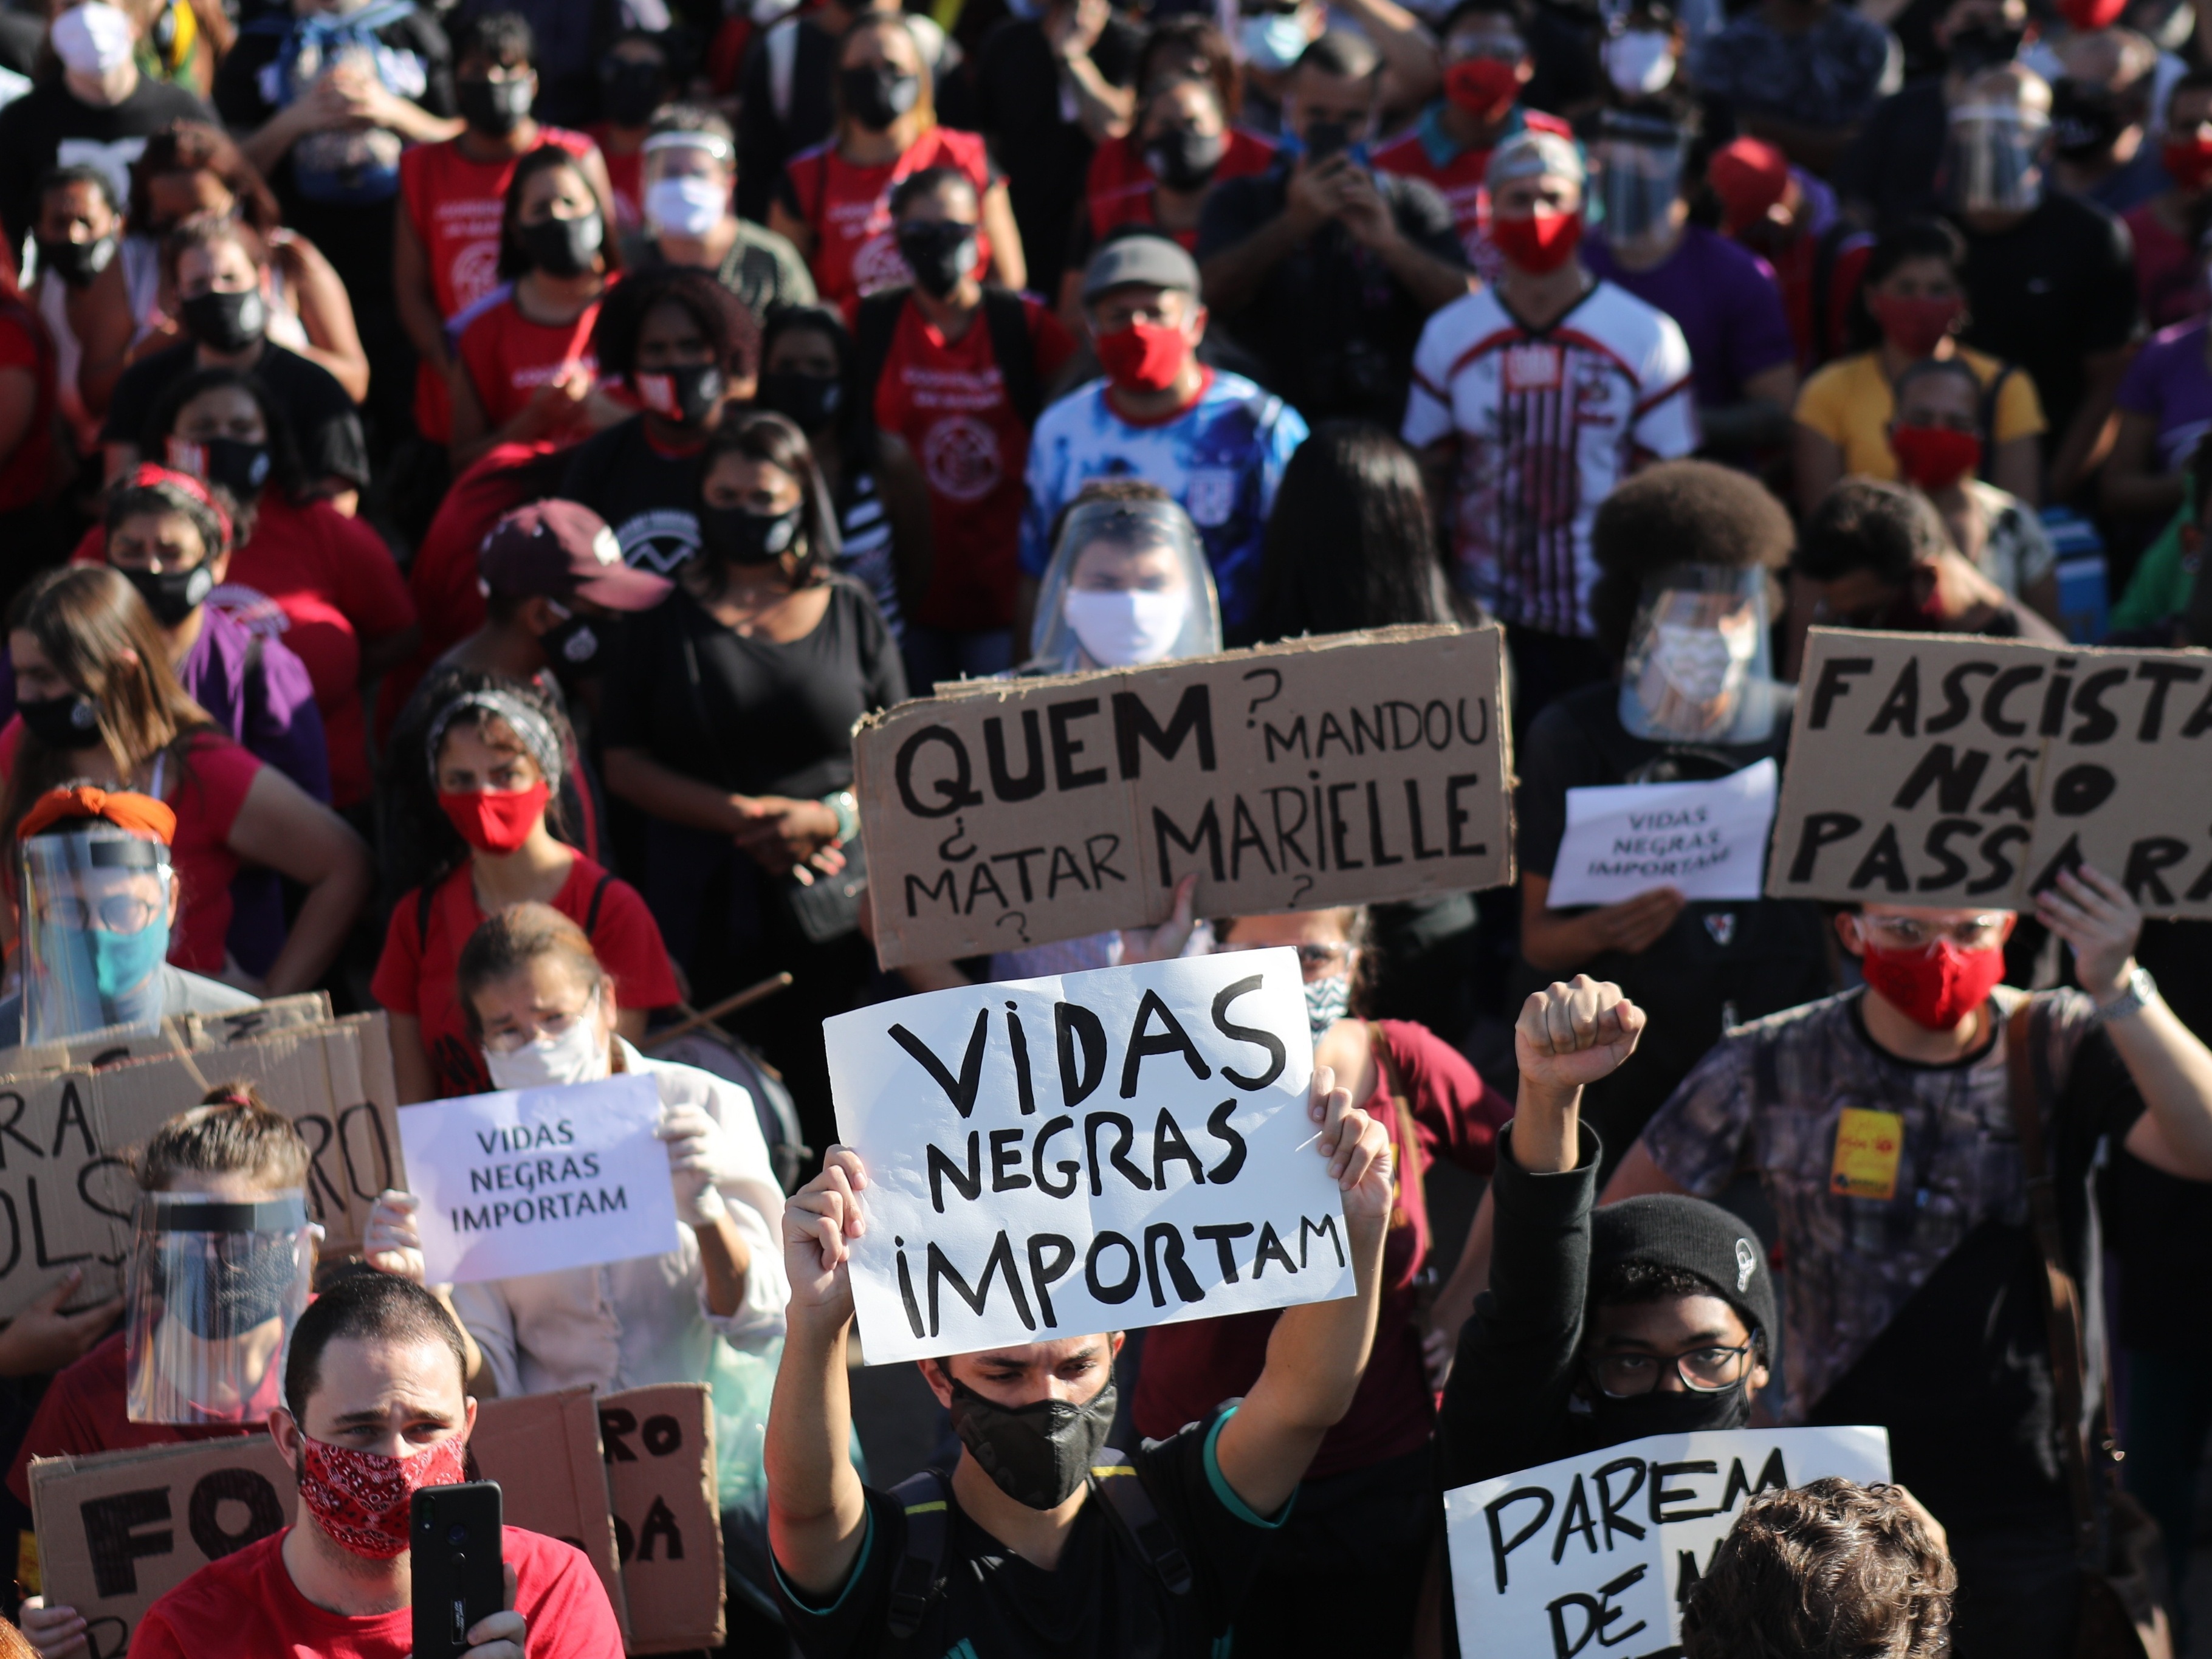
[
  {"xmin": 1680, "ymin": 1479, "xmax": 1956, "ymax": 1659},
  {"xmin": 591, "ymin": 264, "xmax": 759, "ymax": 383},
  {"xmin": 1794, "ymin": 478, "xmax": 1948, "ymax": 586},
  {"xmin": 1588, "ymin": 459, "xmax": 1795, "ymax": 660}
]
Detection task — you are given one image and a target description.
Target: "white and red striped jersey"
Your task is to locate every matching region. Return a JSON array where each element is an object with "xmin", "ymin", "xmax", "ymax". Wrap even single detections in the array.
[{"xmin": 1402, "ymin": 280, "xmax": 1697, "ymax": 638}]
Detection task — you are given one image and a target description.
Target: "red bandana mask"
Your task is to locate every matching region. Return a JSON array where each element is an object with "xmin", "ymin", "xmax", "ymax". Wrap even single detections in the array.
[
  {"xmin": 1866, "ymin": 292, "xmax": 1962, "ymax": 357},
  {"xmin": 1890, "ymin": 424, "xmax": 1984, "ymax": 490},
  {"xmin": 1490, "ymin": 205, "xmax": 1582, "ymax": 273},
  {"xmin": 1444, "ymin": 57, "xmax": 1520, "ymax": 119},
  {"xmin": 2163, "ymin": 134, "xmax": 2212, "ymax": 191},
  {"xmin": 439, "ymin": 783, "xmax": 550, "ymax": 855},
  {"xmin": 297, "ymin": 1434, "xmax": 467, "ymax": 1559},
  {"xmin": 1096, "ymin": 320, "xmax": 1191, "ymax": 393},
  {"xmin": 1860, "ymin": 938, "xmax": 2009, "ymax": 1030}
]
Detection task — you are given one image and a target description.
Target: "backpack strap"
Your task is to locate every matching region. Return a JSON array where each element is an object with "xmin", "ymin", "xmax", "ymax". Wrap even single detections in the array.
[
  {"xmin": 885, "ymin": 1469, "xmax": 952, "ymax": 1640},
  {"xmin": 1091, "ymin": 1450, "xmax": 1194, "ymax": 1596},
  {"xmin": 853, "ymin": 287, "xmax": 910, "ymax": 423},
  {"xmin": 582, "ymin": 869, "xmax": 613, "ymax": 936},
  {"xmin": 980, "ymin": 286, "xmax": 1042, "ymax": 428}
]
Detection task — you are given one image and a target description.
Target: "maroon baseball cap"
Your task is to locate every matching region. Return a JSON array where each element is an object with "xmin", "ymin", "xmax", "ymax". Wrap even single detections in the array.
[{"xmin": 477, "ymin": 500, "xmax": 673, "ymax": 611}]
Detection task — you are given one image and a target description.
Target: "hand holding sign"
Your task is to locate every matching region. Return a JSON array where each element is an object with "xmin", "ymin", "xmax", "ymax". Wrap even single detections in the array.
[
  {"xmin": 1308, "ymin": 1064, "xmax": 1394, "ymax": 1220},
  {"xmin": 785, "ymin": 1148, "xmax": 867, "ymax": 1333}
]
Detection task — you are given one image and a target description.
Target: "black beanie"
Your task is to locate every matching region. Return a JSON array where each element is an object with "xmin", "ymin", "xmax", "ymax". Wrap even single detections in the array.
[{"xmin": 1589, "ymin": 1195, "xmax": 1777, "ymax": 1348}]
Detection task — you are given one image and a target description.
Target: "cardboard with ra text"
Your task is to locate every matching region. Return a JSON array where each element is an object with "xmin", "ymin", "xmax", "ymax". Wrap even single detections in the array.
[{"xmin": 598, "ymin": 1382, "xmax": 724, "ymax": 1653}]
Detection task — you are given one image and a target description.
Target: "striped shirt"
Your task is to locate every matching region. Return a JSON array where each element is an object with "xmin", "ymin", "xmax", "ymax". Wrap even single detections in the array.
[
  {"xmin": 834, "ymin": 464, "xmax": 902, "ymax": 638},
  {"xmin": 1403, "ymin": 281, "xmax": 1697, "ymax": 637}
]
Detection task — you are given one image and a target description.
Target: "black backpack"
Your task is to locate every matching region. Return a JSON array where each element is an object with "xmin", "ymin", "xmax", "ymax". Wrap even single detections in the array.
[{"xmin": 853, "ymin": 284, "xmax": 1045, "ymax": 430}]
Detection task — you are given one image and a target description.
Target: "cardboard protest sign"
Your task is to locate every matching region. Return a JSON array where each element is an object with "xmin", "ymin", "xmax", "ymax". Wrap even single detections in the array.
[
  {"xmin": 599, "ymin": 1384, "xmax": 725, "ymax": 1652},
  {"xmin": 0, "ymin": 1014, "xmax": 403, "ymax": 1321},
  {"xmin": 826, "ymin": 949, "xmax": 1351, "ymax": 1365},
  {"xmin": 470, "ymin": 1388, "xmax": 629, "ymax": 1641},
  {"xmin": 854, "ymin": 625, "xmax": 1513, "ymax": 968},
  {"xmin": 397, "ymin": 1073, "xmax": 679, "ymax": 1284},
  {"xmin": 1446, "ymin": 1426, "xmax": 1892, "ymax": 1659},
  {"xmin": 1547, "ymin": 760, "xmax": 1779, "ymax": 907},
  {"xmin": 1768, "ymin": 630, "xmax": 2212, "ymax": 913},
  {"xmin": 0, "ymin": 994, "xmax": 334, "ymax": 1079},
  {"xmin": 30, "ymin": 1432, "xmax": 295, "ymax": 1657}
]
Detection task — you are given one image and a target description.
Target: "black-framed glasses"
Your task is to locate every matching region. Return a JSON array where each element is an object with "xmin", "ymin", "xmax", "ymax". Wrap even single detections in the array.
[
  {"xmin": 42, "ymin": 894, "xmax": 162, "ymax": 933},
  {"xmin": 1587, "ymin": 1329, "xmax": 1762, "ymax": 1398}
]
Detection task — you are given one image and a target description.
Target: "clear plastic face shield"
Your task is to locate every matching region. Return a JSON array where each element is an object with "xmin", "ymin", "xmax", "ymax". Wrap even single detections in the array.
[
  {"xmin": 1618, "ymin": 565, "xmax": 1781, "ymax": 744},
  {"xmin": 1947, "ymin": 103, "xmax": 2049, "ymax": 214},
  {"xmin": 1597, "ymin": 112, "xmax": 1685, "ymax": 252},
  {"xmin": 1028, "ymin": 499, "xmax": 1223, "ymax": 673},
  {"xmin": 21, "ymin": 829, "xmax": 175, "ymax": 1045},
  {"xmin": 126, "ymin": 1192, "xmax": 313, "ymax": 1425}
]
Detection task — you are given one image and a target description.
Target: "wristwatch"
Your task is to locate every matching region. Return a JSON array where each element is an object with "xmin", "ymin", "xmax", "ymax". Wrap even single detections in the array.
[
  {"xmin": 820, "ymin": 788, "xmax": 859, "ymax": 846},
  {"xmin": 2097, "ymin": 965, "xmax": 2157, "ymax": 1023}
]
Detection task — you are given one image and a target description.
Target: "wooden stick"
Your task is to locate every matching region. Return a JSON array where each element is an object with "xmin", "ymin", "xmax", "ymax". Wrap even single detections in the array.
[{"xmin": 642, "ymin": 972, "xmax": 794, "ymax": 1052}]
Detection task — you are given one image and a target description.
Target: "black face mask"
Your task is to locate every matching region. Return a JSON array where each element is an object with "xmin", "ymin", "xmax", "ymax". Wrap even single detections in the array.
[
  {"xmin": 36, "ymin": 232, "xmax": 115, "ymax": 290},
  {"xmin": 1146, "ymin": 127, "xmax": 1226, "ymax": 192},
  {"xmin": 947, "ymin": 1376, "xmax": 1119, "ymax": 1510},
  {"xmin": 1585, "ymin": 1378, "xmax": 1753, "ymax": 1441},
  {"xmin": 2051, "ymin": 78, "xmax": 2126, "ymax": 160},
  {"xmin": 16, "ymin": 692, "xmax": 101, "ymax": 750},
  {"xmin": 841, "ymin": 64, "xmax": 921, "ymax": 131},
  {"xmin": 895, "ymin": 219, "xmax": 977, "ymax": 298},
  {"xmin": 179, "ymin": 288, "xmax": 267, "ymax": 354},
  {"xmin": 757, "ymin": 369, "xmax": 842, "ymax": 434},
  {"xmin": 459, "ymin": 75, "xmax": 533, "ymax": 136},
  {"xmin": 600, "ymin": 60, "xmax": 667, "ymax": 128},
  {"xmin": 118, "ymin": 561, "xmax": 214, "ymax": 628},
  {"xmin": 522, "ymin": 211, "xmax": 604, "ymax": 278},
  {"xmin": 539, "ymin": 609, "xmax": 607, "ymax": 681},
  {"xmin": 159, "ymin": 1235, "xmax": 300, "ymax": 1339},
  {"xmin": 1945, "ymin": 19, "xmax": 2025, "ymax": 76},
  {"xmin": 194, "ymin": 436, "xmax": 273, "ymax": 503},
  {"xmin": 699, "ymin": 503, "xmax": 803, "ymax": 565},
  {"xmin": 636, "ymin": 362, "xmax": 725, "ymax": 427}
]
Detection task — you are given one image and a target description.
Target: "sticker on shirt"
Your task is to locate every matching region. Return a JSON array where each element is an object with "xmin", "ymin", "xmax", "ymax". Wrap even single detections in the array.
[
  {"xmin": 1830, "ymin": 1107, "xmax": 1904, "ymax": 1201},
  {"xmin": 1183, "ymin": 467, "xmax": 1237, "ymax": 527},
  {"xmin": 921, "ymin": 414, "xmax": 1004, "ymax": 503},
  {"xmin": 1502, "ymin": 342, "xmax": 1563, "ymax": 393},
  {"xmin": 614, "ymin": 508, "xmax": 701, "ymax": 574}
]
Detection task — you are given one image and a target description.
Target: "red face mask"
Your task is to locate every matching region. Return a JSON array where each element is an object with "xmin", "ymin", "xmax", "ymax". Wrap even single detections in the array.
[
  {"xmin": 2163, "ymin": 134, "xmax": 2212, "ymax": 191},
  {"xmin": 2059, "ymin": 0, "xmax": 2126, "ymax": 29},
  {"xmin": 439, "ymin": 783, "xmax": 550, "ymax": 855},
  {"xmin": 1859, "ymin": 937, "xmax": 2009, "ymax": 1030},
  {"xmin": 1096, "ymin": 320, "xmax": 1191, "ymax": 393},
  {"xmin": 1890, "ymin": 423, "xmax": 1984, "ymax": 490},
  {"xmin": 1867, "ymin": 292, "xmax": 1962, "ymax": 357},
  {"xmin": 297, "ymin": 1433, "xmax": 467, "ymax": 1560},
  {"xmin": 1444, "ymin": 57, "xmax": 1521, "ymax": 118},
  {"xmin": 1490, "ymin": 205, "xmax": 1583, "ymax": 273}
]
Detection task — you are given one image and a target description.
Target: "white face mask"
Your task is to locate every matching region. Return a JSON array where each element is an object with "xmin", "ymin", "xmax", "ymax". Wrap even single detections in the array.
[
  {"xmin": 53, "ymin": 3, "xmax": 134, "ymax": 78},
  {"xmin": 1650, "ymin": 617, "xmax": 1756, "ymax": 706},
  {"xmin": 646, "ymin": 176, "xmax": 726, "ymax": 239},
  {"xmin": 484, "ymin": 998, "xmax": 610, "ymax": 1091},
  {"xmin": 1063, "ymin": 588, "xmax": 1187, "ymax": 668},
  {"xmin": 1602, "ymin": 30, "xmax": 1676, "ymax": 96}
]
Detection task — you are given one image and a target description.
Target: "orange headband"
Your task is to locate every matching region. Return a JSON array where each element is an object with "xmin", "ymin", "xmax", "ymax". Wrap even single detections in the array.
[{"xmin": 19, "ymin": 786, "xmax": 177, "ymax": 846}]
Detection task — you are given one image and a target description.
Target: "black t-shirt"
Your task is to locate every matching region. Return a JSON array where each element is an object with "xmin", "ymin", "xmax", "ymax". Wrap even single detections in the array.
[
  {"xmin": 974, "ymin": 15, "xmax": 1142, "ymax": 297},
  {"xmin": 0, "ymin": 76, "xmax": 215, "ymax": 250},
  {"xmin": 774, "ymin": 1411, "xmax": 1285, "ymax": 1659},
  {"xmin": 1834, "ymin": 78, "xmax": 1946, "ymax": 228},
  {"xmin": 1195, "ymin": 162, "xmax": 1466, "ymax": 426},
  {"xmin": 558, "ymin": 416, "xmax": 705, "ymax": 576},
  {"xmin": 600, "ymin": 576, "xmax": 907, "ymax": 799},
  {"xmin": 103, "ymin": 339, "xmax": 370, "ymax": 489},
  {"xmin": 1957, "ymin": 191, "xmax": 2140, "ymax": 449},
  {"xmin": 1514, "ymin": 681, "xmax": 1832, "ymax": 1175},
  {"xmin": 737, "ymin": 17, "xmax": 839, "ymax": 227}
]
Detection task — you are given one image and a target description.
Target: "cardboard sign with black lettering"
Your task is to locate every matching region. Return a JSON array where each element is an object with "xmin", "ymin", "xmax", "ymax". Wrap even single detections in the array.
[
  {"xmin": 1444, "ymin": 1427, "xmax": 1892, "ymax": 1659},
  {"xmin": 854, "ymin": 625, "xmax": 1513, "ymax": 968},
  {"xmin": 0, "ymin": 1014, "xmax": 404, "ymax": 1322},
  {"xmin": 1769, "ymin": 630, "xmax": 2212, "ymax": 912},
  {"xmin": 469, "ymin": 1388, "xmax": 629, "ymax": 1642},
  {"xmin": 826, "ymin": 949, "xmax": 1350, "ymax": 1365},
  {"xmin": 0, "ymin": 993, "xmax": 334, "ymax": 1079},
  {"xmin": 599, "ymin": 1384, "xmax": 724, "ymax": 1652}
]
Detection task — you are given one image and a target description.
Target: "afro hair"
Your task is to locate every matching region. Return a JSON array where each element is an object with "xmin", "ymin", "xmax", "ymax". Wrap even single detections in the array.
[{"xmin": 1589, "ymin": 460, "xmax": 1795, "ymax": 662}]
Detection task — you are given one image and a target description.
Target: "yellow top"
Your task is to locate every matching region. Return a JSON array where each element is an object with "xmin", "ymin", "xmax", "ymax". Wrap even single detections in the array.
[{"xmin": 1793, "ymin": 346, "xmax": 2047, "ymax": 481}]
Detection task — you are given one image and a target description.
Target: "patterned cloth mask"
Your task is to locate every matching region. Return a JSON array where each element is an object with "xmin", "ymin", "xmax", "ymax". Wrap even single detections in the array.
[{"xmin": 297, "ymin": 1433, "xmax": 467, "ymax": 1559}]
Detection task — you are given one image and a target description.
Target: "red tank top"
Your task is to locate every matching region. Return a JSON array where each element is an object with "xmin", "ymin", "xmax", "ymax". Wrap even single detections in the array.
[{"xmin": 783, "ymin": 126, "xmax": 992, "ymax": 312}]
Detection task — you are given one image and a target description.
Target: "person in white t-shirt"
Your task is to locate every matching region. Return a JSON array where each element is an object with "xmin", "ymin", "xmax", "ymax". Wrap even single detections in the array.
[{"xmin": 1403, "ymin": 128, "xmax": 1697, "ymax": 729}]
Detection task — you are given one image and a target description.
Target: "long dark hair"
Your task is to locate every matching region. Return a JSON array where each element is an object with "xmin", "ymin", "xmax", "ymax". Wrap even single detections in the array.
[
  {"xmin": 760, "ymin": 302, "xmax": 878, "ymax": 473},
  {"xmin": 1249, "ymin": 422, "xmax": 1460, "ymax": 644},
  {"xmin": 698, "ymin": 410, "xmax": 842, "ymax": 588},
  {"xmin": 496, "ymin": 144, "xmax": 623, "ymax": 283}
]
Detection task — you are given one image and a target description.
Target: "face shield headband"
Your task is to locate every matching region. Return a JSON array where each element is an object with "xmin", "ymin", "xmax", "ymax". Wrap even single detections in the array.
[
  {"xmin": 1027, "ymin": 499, "xmax": 1223, "ymax": 673},
  {"xmin": 1947, "ymin": 103, "xmax": 2049, "ymax": 214},
  {"xmin": 1618, "ymin": 563, "xmax": 1781, "ymax": 744},
  {"xmin": 1596, "ymin": 113, "xmax": 1685, "ymax": 249},
  {"xmin": 20, "ymin": 830, "xmax": 174, "ymax": 1045},
  {"xmin": 126, "ymin": 1192, "xmax": 314, "ymax": 1425}
]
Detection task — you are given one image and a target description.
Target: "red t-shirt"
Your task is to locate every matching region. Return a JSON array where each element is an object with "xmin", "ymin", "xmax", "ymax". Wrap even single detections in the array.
[
  {"xmin": 0, "ymin": 726, "xmax": 261, "ymax": 974},
  {"xmin": 874, "ymin": 293, "xmax": 1075, "ymax": 631},
  {"xmin": 2124, "ymin": 201, "xmax": 2206, "ymax": 330},
  {"xmin": 6, "ymin": 1333, "xmax": 255, "ymax": 1505},
  {"xmin": 1131, "ymin": 1020, "xmax": 1513, "ymax": 1479},
  {"xmin": 132, "ymin": 1525, "xmax": 623, "ymax": 1659},
  {"xmin": 783, "ymin": 126, "xmax": 994, "ymax": 312},
  {"xmin": 590, "ymin": 126, "xmax": 645, "ymax": 235},
  {"xmin": 371, "ymin": 853, "xmax": 679, "ymax": 1099},
  {"xmin": 1767, "ymin": 225, "xmax": 1870, "ymax": 373},
  {"xmin": 0, "ymin": 300, "xmax": 55, "ymax": 514},
  {"xmin": 453, "ymin": 287, "xmax": 608, "ymax": 431},
  {"xmin": 1369, "ymin": 106, "xmax": 1573, "ymax": 275},
  {"xmin": 398, "ymin": 126, "xmax": 600, "ymax": 440},
  {"xmin": 1083, "ymin": 128, "xmax": 1276, "ymax": 250}
]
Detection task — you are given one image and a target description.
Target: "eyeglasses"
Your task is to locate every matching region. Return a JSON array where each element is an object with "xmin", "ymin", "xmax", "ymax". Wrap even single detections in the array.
[
  {"xmin": 1856, "ymin": 913, "xmax": 2008, "ymax": 953},
  {"xmin": 1587, "ymin": 1331, "xmax": 1762, "ymax": 1398},
  {"xmin": 481, "ymin": 996, "xmax": 596, "ymax": 1054},
  {"xmin": 42, "ymin": 894, "xmax": 161, "ymax": 933},
  {"xmin": 1215, "ymin": 939, "xmax": 1356, "ymax": 980}
]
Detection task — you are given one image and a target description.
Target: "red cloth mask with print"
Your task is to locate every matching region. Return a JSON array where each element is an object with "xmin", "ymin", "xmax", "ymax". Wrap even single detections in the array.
[
  {"xmin": 1490, "ymin": 205, "xmax": 1583, "ymax": 273},
  {"xmin": 1890, "ymin": 424, "xmax": 1984, "ymax": 490},
  {"xmin": 1096, "ymin": 321, "xmax": 1192, "ymax": 393},
  {"xmin": 439, "ymin": 784, "xmax": 550, "ymax": 855},
  {"xmin": 297, "ymin": 1433, "xmax": 467, "ymax": 1559},
  {"xmin": 1444, "ymin": 57, "xmax": 1521, "ymax": 120},
  {"xmin": 1859, "ymin": 937, "xmax": 2009, "ymax": 1030}
]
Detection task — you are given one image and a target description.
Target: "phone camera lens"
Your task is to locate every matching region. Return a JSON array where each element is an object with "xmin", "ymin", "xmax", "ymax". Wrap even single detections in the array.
[{"xmin": 448, "ymin": 1523, "xmax": 469, "ymax": 1546}]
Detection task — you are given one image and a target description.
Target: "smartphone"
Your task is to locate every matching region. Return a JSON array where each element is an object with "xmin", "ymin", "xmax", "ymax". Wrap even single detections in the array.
[
  {"xmin": 1304, "ymin": 118, "xmax": 1351, "ymax": 165},
  {"xmin": 411, "ymin": 1482, "xmax": 505, "ymax": 1659}
]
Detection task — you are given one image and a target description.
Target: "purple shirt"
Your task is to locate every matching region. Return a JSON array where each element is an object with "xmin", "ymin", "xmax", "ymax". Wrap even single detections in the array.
[
  {"xmin": 1584, "ymin": 224, "xmax": 1797, "ymax": 411},
  {"xmin": 2115, "ymin": 315, "xmax": 2212, "ymax": 474}
]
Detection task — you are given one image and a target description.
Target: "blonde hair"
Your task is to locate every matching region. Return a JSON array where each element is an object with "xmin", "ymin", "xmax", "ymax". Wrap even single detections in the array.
[
  {"xmin": 454, "ymin": 902, "xmax": 614, "ymax": 1040},
  {"xmin": 836, "ymin": 13, "xmax": 937, "ymax": 141}
]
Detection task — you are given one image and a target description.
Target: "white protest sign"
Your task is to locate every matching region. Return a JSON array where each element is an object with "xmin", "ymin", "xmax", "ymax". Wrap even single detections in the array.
[
  {"xmin": 826, "ymin": 950, "xmax": 1352, "ymax": 1365},
  {"xmin": 397, "ymin": 1073, "xmax": 678, "ymax": 1283},
  {"xmin": 1446, "ymin": 1426, "xmax": 1892, "ymax": 1659},
  {"xmin": 1546, "ymin": 760, "xmax": 1779, "ymax": 907}
]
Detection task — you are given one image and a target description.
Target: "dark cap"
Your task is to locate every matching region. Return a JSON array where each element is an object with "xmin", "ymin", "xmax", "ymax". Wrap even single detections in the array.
[
  {"xmin": 1081, "ymin": 233, "xmax": 1200, "ymax": 302},
  {"xmin": 1590, "ymin": 1195, "xmax": 1777, "ymax": 1348},
  {"xmin": 477, "ymin": 500, "xmax": 673, "ymax": 611}
]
